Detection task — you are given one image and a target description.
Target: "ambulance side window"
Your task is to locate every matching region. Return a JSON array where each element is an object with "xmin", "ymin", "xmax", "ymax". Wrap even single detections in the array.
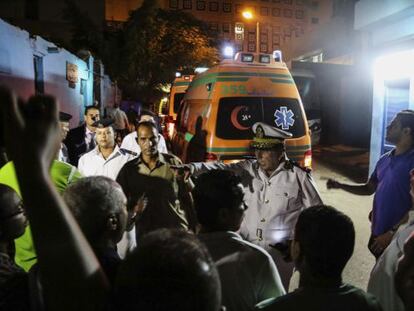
[{"xmin": 176, "ymin": 101, "xmax": 186, "ymax": 132}]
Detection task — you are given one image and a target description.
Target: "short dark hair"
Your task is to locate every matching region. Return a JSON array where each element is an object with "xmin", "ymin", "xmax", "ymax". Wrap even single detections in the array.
[
  {"xmin": 192, "ymin": 170, "xmax": 244, "ymax": 227},
  {"xmin": 114, "ymin": 229, "xmax": 221, "ymax": 311},
  {"xmin": 84, "ymin": 105, "xmax": 99, "ymax": 115},
  {"xmin": 397, "ymin": 110, "xmax": 414, "ymax": 138},
  {"xmin": 136, "ymin": 121, "xmax": 158, "ymax": 136},
  {"xmin": 294, "ymin": 205, "xmax": 355, "ymax": 279}
]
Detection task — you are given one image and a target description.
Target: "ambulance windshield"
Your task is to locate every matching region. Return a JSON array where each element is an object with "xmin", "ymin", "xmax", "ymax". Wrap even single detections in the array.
[{"xmin": 216, "ymin": 97, "xmax": 305, "ymax": 139}]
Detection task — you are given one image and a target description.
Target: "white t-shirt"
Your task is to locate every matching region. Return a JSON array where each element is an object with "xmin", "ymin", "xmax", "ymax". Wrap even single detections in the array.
[
  {"xmin": 199, "ymin": 231, "xmax": 285, "ymax": 311},
  {"xmin": 367, "ymin": 210, "xmax": 414, "ymax": 311}
]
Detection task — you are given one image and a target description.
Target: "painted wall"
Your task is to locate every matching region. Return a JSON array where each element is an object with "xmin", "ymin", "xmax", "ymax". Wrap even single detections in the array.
[
  {"xmin": 0, "ymin": 18, "xmax": 94, "ymax": 127},
  {"xmin": 355, "ymin": 1, "xmax": 414, "ymax": 174}
]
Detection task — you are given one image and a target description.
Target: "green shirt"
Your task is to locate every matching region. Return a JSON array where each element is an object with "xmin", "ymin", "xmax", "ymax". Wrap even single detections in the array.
[
  {"xmin": 116, "ymin": 153, "xmax": 196, "ymax": 238},
  {"xmin": 0, "ymin": 161, "xmax": 82, "ymax": 271}
]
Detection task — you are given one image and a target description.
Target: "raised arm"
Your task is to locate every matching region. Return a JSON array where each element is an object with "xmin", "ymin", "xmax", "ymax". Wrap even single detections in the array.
[
  {"xmin": 326, "ymin": 177, "xmax": 377, "ymax": 196},
  {"xmin": 0, "ymin": 88, "xmax": 109, "ymax": 310}
]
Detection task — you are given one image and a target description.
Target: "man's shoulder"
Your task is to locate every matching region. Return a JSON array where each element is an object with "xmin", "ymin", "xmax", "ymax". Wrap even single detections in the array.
[
  {"xmin": 66, "ymin": 125, "xmax": 85, "ymax": 141},
  {"xmin": 162, "ymin": 153, "xmax": 182, "ymax": 165}
]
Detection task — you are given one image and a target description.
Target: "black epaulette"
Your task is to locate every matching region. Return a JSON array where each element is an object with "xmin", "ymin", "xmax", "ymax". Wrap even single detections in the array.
[
  {"xmin": 284, "ymin": 159, "xmax": 311, "ymax": 173},
  {"xmin": 120, "ymin": 148, "xmax": 138, "ymax": 157}
]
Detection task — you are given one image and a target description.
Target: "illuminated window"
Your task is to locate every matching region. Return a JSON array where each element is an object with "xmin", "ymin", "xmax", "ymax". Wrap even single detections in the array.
[
  {"xmin": 169, "ymin": 0, "xmax": 179, "ymax": 9},
  {"xmin": 260, "ymin": 7, "xmax": 269, "ymax": 16},
  {"xmin": 223, "ymin": 2, "xmax": 231, "ymax": 12},
  {"xmin": 260, "ymin": 44, "xmax": 268, "ymax": 53},
  {"xmin": 283, "ymin": 9, "xmax": 293, "ymax": 18},
  {"xmin": 272, "ymin": 8, "xmax": 280, "ymax": 17},
  {"xmin": 183, "ymin": 0, "xmax": 192, "ymax": 9},
  {"xmin": 196, "ymin": 1, "xmax": 206, "ymax": 10},
  {"xmin": 209, "ymin": 1, "xmax": 218, "ymax": 11}
]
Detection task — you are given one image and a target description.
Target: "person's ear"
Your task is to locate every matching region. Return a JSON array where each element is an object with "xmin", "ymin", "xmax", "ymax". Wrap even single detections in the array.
[{"xmin": 107, "ymin": 214, "xmax": 119, "ymax": 231}]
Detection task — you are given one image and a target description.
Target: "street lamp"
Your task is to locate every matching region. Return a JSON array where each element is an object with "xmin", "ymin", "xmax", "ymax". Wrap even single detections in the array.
[{"xmin": 242, "ymin": 10, "xmax": 260, "ymax": 53}]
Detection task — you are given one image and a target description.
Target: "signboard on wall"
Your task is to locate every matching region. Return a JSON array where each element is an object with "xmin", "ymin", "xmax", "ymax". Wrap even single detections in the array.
[
  {"xmin": 235, "ymin": 22, "xmax": 244, "ymax": 42},
  {"xmin": 66, "ymin": 62, "xmax": 78, "ymax": 83}
]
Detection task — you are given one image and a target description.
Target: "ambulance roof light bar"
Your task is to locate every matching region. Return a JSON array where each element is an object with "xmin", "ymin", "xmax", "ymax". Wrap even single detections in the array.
[{"xmin": 273, "ymin": 50, "xmax": 283, "ymax": 62}]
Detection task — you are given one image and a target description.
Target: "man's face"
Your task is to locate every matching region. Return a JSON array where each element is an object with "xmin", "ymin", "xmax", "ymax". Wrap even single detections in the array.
[
  {"xmin": 255, "ymin": 149, "xmax": 281, "ymax": 173},
  {"xmin": 85, "ymin": 108, "xmax": 100, "ymax": 128},
  {"xmin": 137, "ymin": 125, "xmax": 159, "ymax": 157},
  {"xmin": 96, "ymin": 127, "xmax": 115, "ymax": 149},
  {"xmin": 0, "ymin": 190, "xmax": 27, "ymax": 240},
  {"xmin": 386, "ymin": 116, "xmax": 404, "ymax": 144},
  {"xmin": 59, "ymin": 121, "xmax": 70, "ymax": 141}
]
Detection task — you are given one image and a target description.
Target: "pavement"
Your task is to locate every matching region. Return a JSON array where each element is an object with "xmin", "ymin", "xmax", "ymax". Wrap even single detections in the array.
[{"xmin": 311, "ymin": 144, "xmax": 375, "ymax": 290}]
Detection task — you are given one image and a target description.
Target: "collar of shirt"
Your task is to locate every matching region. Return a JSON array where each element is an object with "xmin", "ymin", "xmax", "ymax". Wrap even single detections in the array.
[
  {"xmin": 136, "ymin": 152, "xmax": 168, "ymax": 171},
  {"xmin": 92, "ymin": 145, "xmax": 122, "ymax": 162},
  {"xmin": 85, "ymin": 126, "xmax": 94, "ymax": 137},
  {"xmin": 255, "ymin": 158, "xmax": 287, "ymax": 180}
]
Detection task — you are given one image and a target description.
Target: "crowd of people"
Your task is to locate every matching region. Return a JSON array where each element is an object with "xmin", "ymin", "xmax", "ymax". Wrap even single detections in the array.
[{"xmin": 0, "ymin": 86, "xmax": 414, "ymax": 311}]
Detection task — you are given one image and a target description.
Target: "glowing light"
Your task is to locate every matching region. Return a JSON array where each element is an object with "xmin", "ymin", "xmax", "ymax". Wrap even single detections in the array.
[
  {"xmin": 242, "ymin": 11, "xmax": 253, "ymax": 19},
  {"xmin": 374, "ymin": 50, "xmax": 414, "ymax": 80},
  {"xmin": 195, "ymin": 67, "xmax": 209, "ymax": 74},
  {"xmin": 175, "ymin": 72, "xmax": 182, "ymax": 78},
  {"xmin": 223, "ymin": 46, "xmax": 235, "ymax": 58}
]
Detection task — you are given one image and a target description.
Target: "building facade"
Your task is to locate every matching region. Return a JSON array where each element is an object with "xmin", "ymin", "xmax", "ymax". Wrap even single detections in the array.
[{"xmin": 355, "ymin": 0, "xmax": 414, "ymax": 174}]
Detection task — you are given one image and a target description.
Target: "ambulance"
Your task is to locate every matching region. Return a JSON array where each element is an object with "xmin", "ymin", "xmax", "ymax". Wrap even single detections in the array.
[
  {"xmin": 171, "ymin": 51, "xmax": 312, "ymax": 168},
  {"xmin": 164, "ymin": 74, "xmax": 194, "ymax": 140}
]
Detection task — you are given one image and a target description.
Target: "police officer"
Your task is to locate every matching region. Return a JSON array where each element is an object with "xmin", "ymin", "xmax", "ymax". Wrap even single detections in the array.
[
  {"xmin": 78, "ymin": 118, "xmax": 134, "ymax": 180},
  {"xmin": 179, "ymin": 122, "xmax": 323, "ymax": 289}
]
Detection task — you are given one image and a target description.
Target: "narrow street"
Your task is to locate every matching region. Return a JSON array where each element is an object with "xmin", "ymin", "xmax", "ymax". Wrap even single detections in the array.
[{"xmin": 312, "ymin": 145, "xmax": 375, "ymax": 290}]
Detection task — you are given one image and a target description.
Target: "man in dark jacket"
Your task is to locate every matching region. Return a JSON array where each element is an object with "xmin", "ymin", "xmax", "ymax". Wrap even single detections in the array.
[{"xmin": 64, "ymin": 106, "xmax": 100, "ymax": 166}]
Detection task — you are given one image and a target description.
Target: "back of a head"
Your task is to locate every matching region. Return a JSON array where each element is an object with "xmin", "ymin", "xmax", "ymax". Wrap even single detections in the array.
[
  {"xmin": 295, "ymin": 205, "xmax": 355, "ymax": 279},
  {"xmin": 63, "ymin": 176, "xmax": 127, "ymax": 244},
  {"xmin": 115, "ymin": 229, "xmax": 221, "ymax": 311},
  {"xmin": 192, "ymin": 170, "xmax": 244, "ymax": 229}
]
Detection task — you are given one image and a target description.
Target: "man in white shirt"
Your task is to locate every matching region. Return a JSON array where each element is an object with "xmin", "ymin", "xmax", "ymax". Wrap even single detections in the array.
[
  {"xmin": 78, "ymin": 118, "xmax": 136, "ymax": 258},
  {"xmin": 78, "ymin": 119, "xmax": 134, "ymax": 180},
  {"xmin": 177, "ymin": 122, "xmax": 322, "ymax": 290},
  {"xmin": 193, "ymin": 169, "xmax": 285, "ymax": 311},
  {"xmin": 121, "ymin": 110, "xmax": 167, "ymax": 156}
]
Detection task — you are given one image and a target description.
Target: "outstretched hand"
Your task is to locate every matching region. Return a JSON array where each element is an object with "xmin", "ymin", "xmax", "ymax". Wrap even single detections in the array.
[
  {"xmin": 326, "ymin": 178, "xmax": 341, "ymax": 189},
  {"xmin": 170, "ymin": 165, "xmax": 192, "ymax": 182},
  {"xmin": 0, "ymin": 87, "xmax": 60, "ymax": 170}
]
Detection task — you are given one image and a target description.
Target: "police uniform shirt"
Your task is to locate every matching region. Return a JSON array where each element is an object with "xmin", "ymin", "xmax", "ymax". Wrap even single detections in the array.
[
  {"xmin": 120, "ymin": 131, "xmax": 168, "ymax": 156},
  {"xmin": 78, "ymin": 145, "xmax": 134, "ymax": 180},
  {"xmin": 189, "ymin": 159, "xmax": 323, "ymax": 250}
]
